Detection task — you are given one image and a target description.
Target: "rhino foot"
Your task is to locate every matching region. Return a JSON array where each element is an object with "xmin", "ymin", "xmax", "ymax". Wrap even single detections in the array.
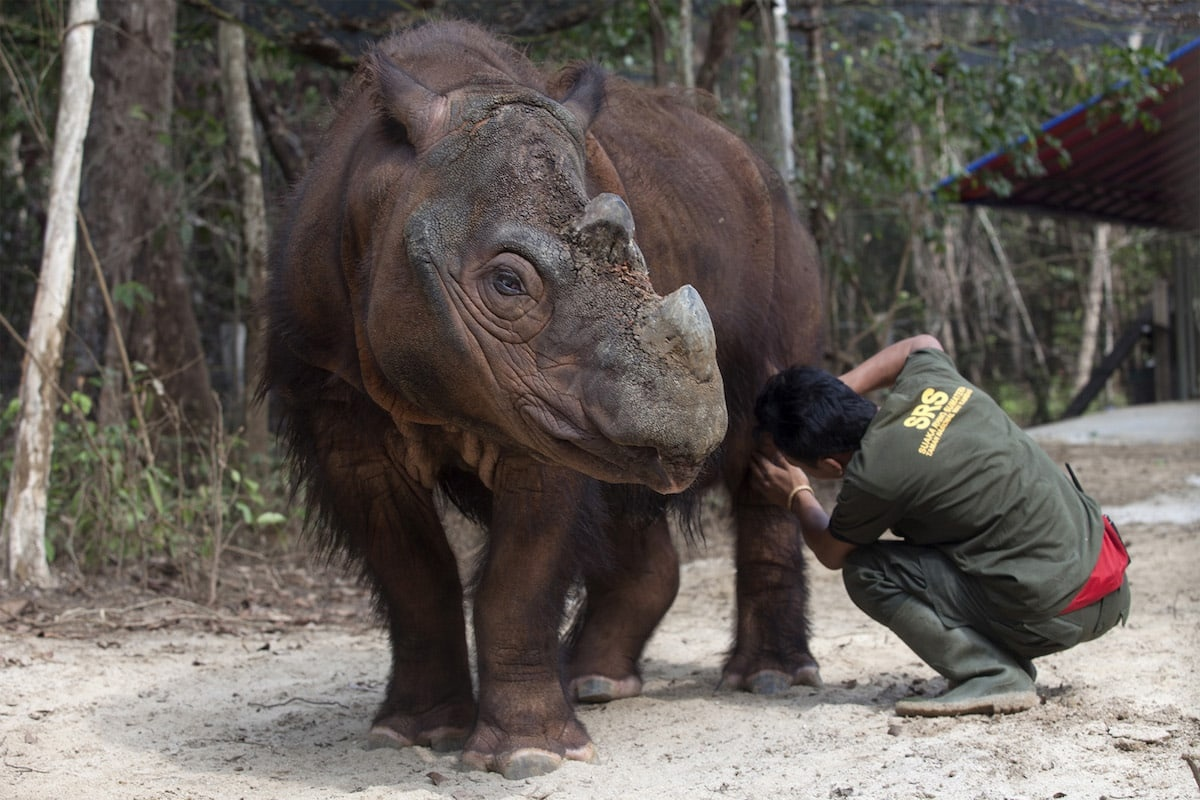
[
  {"xmin": 747, "ymin": 670, "xmax": 793, "ymax": 695},
  {"xmin": 366, "ymin": 722, "xmax": 470, "ymax": 752},
  {"xmin": 569, "ymin": 673, "xmax": 644, "ymax": 704},
  {"xmin": 461, "ymin": 722, "xmax": 597, "ymax": 778},
  {"xmin": 791, "ymin": 664, "xmax": 824, "ymax": 689},
  {"xmin": 746, "ymin": 666, "xmax": 824, "ymax": 694},
  {"xmin": 462, "ymin": 746, "xmax": 565, "ymax": 779},
  {"xmin": 366, "ymin": 703, "xmax": 475, "ymax": 752},
  {"xmin": 720, "ymin": 658, "xmax": 824, "ymax": 694}
]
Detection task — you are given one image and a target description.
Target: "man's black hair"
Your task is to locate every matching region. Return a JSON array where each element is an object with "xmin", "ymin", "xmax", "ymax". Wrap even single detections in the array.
[{"xmin": 754, "ymin": 366, "xmax": 877, "ymax": 462}]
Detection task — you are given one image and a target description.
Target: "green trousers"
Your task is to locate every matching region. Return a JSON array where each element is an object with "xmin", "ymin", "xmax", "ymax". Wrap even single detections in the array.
[{"xmin": 843, "ymin": 541, "xmax": 1130, "ymax": 660}]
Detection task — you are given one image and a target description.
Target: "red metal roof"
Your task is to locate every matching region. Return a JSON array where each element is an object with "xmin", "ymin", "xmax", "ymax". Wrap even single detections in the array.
[{"xmin": 942, "ymin": 38, "xmax": 1200, "ymax": 231}]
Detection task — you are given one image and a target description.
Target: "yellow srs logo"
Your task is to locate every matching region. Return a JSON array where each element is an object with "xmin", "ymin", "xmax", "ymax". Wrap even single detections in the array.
[{"xmin": 903, "ymin": 388, "xmax": 950, "ymax": 430}]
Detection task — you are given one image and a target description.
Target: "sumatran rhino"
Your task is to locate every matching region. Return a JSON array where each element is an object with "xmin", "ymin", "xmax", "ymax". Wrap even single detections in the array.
[{"xmin": 264, "ymin": 21, "xmax": 823, "ymax": 779}]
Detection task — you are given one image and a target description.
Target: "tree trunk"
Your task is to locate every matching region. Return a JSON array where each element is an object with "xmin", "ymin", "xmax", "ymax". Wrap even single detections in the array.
[
  {"xmin": 647, "ymin": 0, "xmax": 669, "ymax": 87},
  {"xmin": 797, "ymin": 0, "xmax": 835, "ymax": 361},
  {"xmin": 695, "ymin": 2, "xmax": 745, "ymax": 95},
  {"xmin": 2, "ymin": 0, "xmax": 98, "ymax": 587},
  {"xmin": 217, "ymin": 15, "xmax": 270, "ymax": 459},
  {"xmin": 924, "ymin": 5, "xmax": 971, "ymax": 373},
  {"xmin": 76, "ymin": 0, "xmax": 216, "ymax": 431},
  {"xmin": 905, "ymin": 122, "xmax": 958, "ymax": 360},
  {"xmin": 679, "ymin": 0, "xmax": 695, "ymax": 90},
  {"xmin": 248, "ymin": 73, "xmax": 307, "ymax": 185},
  {"xmin": 978, "ymin": 208, "xmax": 1050, "ymax": 419},
  {"xmin": 753, "ymin": 0, "xmax": 795, "ymax": 185},
  {"xmin": 1073, "ymin": 222, "xmax": 1111, "ymax": 395}
]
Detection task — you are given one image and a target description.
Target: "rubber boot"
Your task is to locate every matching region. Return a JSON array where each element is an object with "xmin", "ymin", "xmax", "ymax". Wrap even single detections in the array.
[{"xmin": 887, "ymin": 599, "xmax": 1038, "ymax": 717}]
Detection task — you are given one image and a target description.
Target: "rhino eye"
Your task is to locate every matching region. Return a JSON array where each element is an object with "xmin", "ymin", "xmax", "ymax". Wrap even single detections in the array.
[
  {"xmin": 470, "ymin": 252, "xmax": 547, "ymax": 335},
  {"xmin": 491, "ymin": 266, "xmax": 526, "ymax": 296},
  {"xmin": 473, "ymin": 252, "xmax": 543, "ymax": 323}
]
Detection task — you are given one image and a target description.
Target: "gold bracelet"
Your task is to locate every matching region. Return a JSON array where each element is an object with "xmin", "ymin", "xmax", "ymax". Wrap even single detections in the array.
[{"xmin": 787, "ymin": 485, "xmax": 815, "ymax": 511}]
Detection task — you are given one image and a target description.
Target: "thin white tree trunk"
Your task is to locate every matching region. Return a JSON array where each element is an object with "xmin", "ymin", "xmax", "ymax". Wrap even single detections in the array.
[
  {"xmin": 217, "ymin": 15, "xmax": 269, "ymax": 458},
  {"xmin": 906, "ymin": 123, "xmax": 957, "ymax": 360},
  {"xmin": 679, "ymin": 0, "xmax": 694, "ymax": 90},
  {"xmin": 978, "ymin": 209, "xmax": 1048, "ymax": 372},
  {"xmin": 802, "ymin": 0, "xmax": 835, "ymax": 350},
  {"xmin": 3, "ymin": 0, "xmax": 98, "ymax": 587},
  {"xmin": 751, "ymin": 2, "xmax": 794, "ymax": 185},
  {"xmin": 927, "ymin": 4, "xmax": 970, "ymax": 370},
  {"xmin": 770, "ymin": 0, "xmax": 795, "ymax": 183},
  {"xmin": 1073, "ymin": 222, "xmax": 1111, "ymax": 394}
]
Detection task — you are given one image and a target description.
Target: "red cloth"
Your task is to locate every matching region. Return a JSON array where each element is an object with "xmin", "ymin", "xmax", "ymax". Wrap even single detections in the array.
[{"xmin": 1060, "ymin": 516, "xmax": 1130, "ymax": 615}]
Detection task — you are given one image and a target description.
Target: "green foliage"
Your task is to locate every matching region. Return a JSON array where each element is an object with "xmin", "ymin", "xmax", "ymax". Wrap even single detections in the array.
[
  {"xmin": 1083, "ymin": 43, "xmax": 1182, "ymax": 133},
  {"xmin": 784, "ymin": 5, "xmax": 1188, "ymax": 417},
  {"xmin": 525, "ymin": 0, "xmax": 657, "ymax": 68},
  {"xmin": 111, "ymin": 280, "xmax": 154, "ymax": 313},
  {"xmin": 0, "ymin": 381, "xmax": 296, "ymax": 581},
  {"xmin": 803, "ymin": 13, "xmax": 1179, "ymax": 210}
]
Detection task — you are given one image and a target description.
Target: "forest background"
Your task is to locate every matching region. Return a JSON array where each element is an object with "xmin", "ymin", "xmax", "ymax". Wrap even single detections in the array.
[{"xmin": 1, "ymin": 0, "xmax": 1197, "ymax": 589}]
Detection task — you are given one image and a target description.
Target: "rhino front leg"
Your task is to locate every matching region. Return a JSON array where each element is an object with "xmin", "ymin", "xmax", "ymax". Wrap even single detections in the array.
[
  {"xmin": 722, "ymin": 494, "xmax": 823, "ymax": 693},
  {"xmin": 462, "ymin": 461, "xmax": 597, "ymax": 779},
  {"xmin": 304, "ymin": 407, "xmax": 476, "ymax": 751},
  {"xmin": 364, "ymin": 497, "xmax": 477, "ymax": 752},
  {"xmin": 566, "ymin": 514, "xmax": 680, "ymax": 703}
]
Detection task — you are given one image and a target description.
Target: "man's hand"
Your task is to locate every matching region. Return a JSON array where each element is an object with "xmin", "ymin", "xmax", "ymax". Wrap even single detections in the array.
[
  {"xmin": 749, "ymin": 442, "xmax": 857, "ymax": 571},
  {"xmin": 750, "ymin": 447, "xmax": 813, "ymax": 511}
]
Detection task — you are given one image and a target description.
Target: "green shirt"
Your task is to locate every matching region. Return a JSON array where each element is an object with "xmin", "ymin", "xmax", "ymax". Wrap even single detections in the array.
[{"xmin": 830, "ymin": 348, "xmax": 1103, "ymax": 618}]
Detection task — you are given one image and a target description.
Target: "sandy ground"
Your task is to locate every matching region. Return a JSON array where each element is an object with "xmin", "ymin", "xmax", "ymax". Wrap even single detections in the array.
[{"xmin": 2, "ymin": 403, "xmax": 1199, "ymax": 800}]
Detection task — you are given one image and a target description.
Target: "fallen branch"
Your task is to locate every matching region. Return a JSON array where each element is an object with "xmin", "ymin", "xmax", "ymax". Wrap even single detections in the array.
[
  {"xmin": 52, "ymin": 596, "xmax": 225, "ymax": 623},
  {"xmin": 4, "ymin": 760, "xmax": 51, "ymax": 775},
  {"xmin": 248, "ymin": 696, "xmax": 349, "ymax": 710}
]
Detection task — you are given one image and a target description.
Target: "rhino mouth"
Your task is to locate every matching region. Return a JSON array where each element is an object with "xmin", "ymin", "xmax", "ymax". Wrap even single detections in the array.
[{"xmin": 517, "ymin": 401, "xmax": 692, "ymax": 494}]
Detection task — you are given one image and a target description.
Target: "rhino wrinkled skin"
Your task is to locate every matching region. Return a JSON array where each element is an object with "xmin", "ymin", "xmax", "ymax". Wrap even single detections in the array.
[{"xmin": 264, "ymin": 21, "xmax": 824, "ymax": 779}]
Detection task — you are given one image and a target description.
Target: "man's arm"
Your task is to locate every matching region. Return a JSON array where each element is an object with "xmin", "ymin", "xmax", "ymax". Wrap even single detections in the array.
[
  {"xmin": 838, "ymin": 334, "xmax": 943, "ymax": 395},
  {"xmin": 750, "ymin": 451, "xmax": 858, "ymax": 570},
  {"xmin": 791, "ymin": 490, "xmax": 859, "ymax": 571}
]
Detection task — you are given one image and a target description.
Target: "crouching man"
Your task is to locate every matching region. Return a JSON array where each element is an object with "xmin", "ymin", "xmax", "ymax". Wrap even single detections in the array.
[{"xmin": 751, "ymin": 334, "xmax": 1130, "ymax": 716}]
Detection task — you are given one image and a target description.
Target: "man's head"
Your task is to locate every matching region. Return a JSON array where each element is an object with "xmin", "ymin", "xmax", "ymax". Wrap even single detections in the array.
[{"xmin": 754, "ymin": 366, "xmax": 877, "ymax": 465}]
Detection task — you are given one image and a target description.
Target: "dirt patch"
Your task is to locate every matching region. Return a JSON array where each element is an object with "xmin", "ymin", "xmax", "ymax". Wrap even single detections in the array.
[{"xmin": 3, "ymin": 440, "xmax": 1199, "ymax": 800}]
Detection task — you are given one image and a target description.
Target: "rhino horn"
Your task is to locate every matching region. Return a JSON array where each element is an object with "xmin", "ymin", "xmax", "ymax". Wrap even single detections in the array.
[
  {"xmin": 638, "ymin": 285, "xmax": 719, "ymax": 384},
  {"xmin": 573, "ymin": 192, "xmax": 636, "ymax": 240},
  {"xmin": 370, "ymin": 52, "xmax": 451, "ymax": 153}
]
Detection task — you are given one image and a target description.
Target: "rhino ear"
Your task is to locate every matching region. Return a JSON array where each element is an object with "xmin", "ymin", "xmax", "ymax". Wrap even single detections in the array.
[
  {"xmin": 368, "ymin": 53, "xmax": 451, "ymax": 152},
  {"xmin": 559, "ymin": 64, "xmax": 607, "ymax": 132}
]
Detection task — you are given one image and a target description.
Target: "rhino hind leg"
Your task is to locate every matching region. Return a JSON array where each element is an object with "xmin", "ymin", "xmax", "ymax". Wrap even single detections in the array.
[
  {"xmin": 566, "ymin": 515, "xmax": 680, "ymax": 703},
  {"xmin": 721, "ymin": 494, "xmax": 823, "ymax": 692}
]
